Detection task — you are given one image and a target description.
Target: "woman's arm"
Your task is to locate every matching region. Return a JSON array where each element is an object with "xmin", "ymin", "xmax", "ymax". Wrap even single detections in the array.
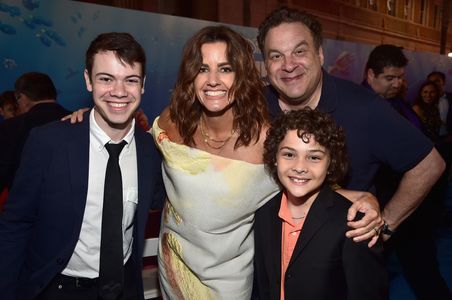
[{"xmin": 412, "ymin": 105, "xmax": 422, "ymax": 118}]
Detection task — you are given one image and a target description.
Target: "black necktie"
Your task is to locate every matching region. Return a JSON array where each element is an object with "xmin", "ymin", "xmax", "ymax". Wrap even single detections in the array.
[{"xmin": 99, "ymin": 141, "xmax": 127, "ymax": 300}]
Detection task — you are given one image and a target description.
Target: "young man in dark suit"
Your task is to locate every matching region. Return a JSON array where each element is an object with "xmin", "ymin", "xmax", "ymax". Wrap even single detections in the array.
[{"xmin": 0, "ymin": 32, "xmax": 164, "ymax": 300}]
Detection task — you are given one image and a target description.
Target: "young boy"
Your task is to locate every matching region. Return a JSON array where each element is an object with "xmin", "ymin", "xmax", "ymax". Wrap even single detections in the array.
[{"xmin": 254, "ymin": 108, "xmax": 388, "ymax": 300}]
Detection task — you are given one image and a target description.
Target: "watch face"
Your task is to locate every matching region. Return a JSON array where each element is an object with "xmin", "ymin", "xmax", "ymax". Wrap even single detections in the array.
[{"xmin": 382, "ymin": 223, "xmax": 393, "ymax": 235}]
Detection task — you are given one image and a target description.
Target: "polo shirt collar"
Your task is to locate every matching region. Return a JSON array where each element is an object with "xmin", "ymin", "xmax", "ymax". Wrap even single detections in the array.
[
  {"xmin": 278, "ymin": 192, "xmax": 304, "ymax": 228},
  {"xmin": 316, "ymin": 69, "xmax": 338, "ymax": 114},
  {"xmin": 265, "ymin": 84, "xmax": 282, "ymax": 119}
]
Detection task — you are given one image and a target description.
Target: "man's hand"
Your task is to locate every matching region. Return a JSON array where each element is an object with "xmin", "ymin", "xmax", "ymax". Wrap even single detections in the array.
[{"xmin": 336, "ymin": 189, "xmax": 383, "ymax": 247}]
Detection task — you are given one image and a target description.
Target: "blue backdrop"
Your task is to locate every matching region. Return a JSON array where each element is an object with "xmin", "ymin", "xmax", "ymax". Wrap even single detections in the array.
[{"xmin": 1, "ymin": 0, "xmax": 452, "ymax": 119}]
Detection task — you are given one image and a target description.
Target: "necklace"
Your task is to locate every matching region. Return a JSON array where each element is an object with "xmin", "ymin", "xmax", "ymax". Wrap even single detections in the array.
[
  {"xmin": 199, "ymin": 119, "xmax": 235, "ymax": 150},
  {"xmin": 290, "ymin": 200, "xmax": 312, "ymax": 220}
]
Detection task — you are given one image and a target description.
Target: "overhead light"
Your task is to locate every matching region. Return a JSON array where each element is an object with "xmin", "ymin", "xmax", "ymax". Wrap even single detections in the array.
[{"xmin": 448, "ymin": 52, "xmax": 452, "ymax": 58}]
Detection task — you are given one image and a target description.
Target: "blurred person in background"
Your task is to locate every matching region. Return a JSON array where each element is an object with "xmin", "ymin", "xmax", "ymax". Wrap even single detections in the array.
[
  {"xmin": 0, "ymin": 72, "xmax": 71, "ymax": 193},
  {"xmin": 0, "ymin": 91, "xmax": 18, "ymax": 120}
]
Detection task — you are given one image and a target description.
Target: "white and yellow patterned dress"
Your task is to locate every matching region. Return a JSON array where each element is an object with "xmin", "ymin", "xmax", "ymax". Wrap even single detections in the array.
[{"xmin": 150, "ymin": 117, "xmax": 279, "ymax": 300}]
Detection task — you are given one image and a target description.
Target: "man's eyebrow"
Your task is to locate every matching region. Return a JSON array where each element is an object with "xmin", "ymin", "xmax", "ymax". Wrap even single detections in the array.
[
  {"xmin": 267, "ymin": 41, "xmax": 309, "ymax": 54},
  {"xmin": 94, "ymin": 72, "xmax": 113, "ymax": 77},
  {"xmin": 94, "ymin": 72, "xmax": 142, "ymax": 79}
]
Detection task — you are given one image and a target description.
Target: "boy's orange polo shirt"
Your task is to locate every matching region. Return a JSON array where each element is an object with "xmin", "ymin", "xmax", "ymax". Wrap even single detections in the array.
[{"xmin": 278, "ymin": 192, "xmax": 306, "ymax": 300}]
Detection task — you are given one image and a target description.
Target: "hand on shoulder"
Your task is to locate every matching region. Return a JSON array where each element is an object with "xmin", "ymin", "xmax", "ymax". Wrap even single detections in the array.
[
  {"xmin": 157, "ymin": 107, "xmax": 182, "ymax": 143},
  {"xmin": 61, "ymin": 107, "xmax": 90, "ymax": 123},
  {"xmin": 157, "ymin": 107, "xmax": 172, "ymax": 130}
]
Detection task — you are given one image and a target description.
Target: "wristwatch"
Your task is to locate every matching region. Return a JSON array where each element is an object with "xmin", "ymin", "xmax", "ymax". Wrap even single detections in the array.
[{"xmin": 380, "ymin": 221, "xmax": 394, "ymax": 236}]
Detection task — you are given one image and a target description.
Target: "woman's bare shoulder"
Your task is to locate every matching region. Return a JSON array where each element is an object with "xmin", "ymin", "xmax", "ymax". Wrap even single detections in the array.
[{"xmin": 234, "ymin": 126, "xmax": 268, "ymax": 164}]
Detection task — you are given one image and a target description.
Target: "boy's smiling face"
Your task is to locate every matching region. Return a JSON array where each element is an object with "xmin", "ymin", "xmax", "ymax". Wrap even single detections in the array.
[{"xmin": 276, "ymin": 130, "xmax": 330, "ymax": 203}]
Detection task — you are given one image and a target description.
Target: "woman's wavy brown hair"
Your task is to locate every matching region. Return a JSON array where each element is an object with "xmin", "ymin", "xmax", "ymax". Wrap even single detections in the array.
[
  {"xmin": 264, "ymin": 108, "xmax": 348, "ymax": 187},
  {"xmin": 169, "ymin": 25, "xmax": 269, "ymax": 148}
]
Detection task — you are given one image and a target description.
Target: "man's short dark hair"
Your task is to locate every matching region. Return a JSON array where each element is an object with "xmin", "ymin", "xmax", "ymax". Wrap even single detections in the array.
[
  {"xmin": 427, "ymin": 71, "xmax": 446, "ymax": 82},
  {"xmin": 14, "ymin": 72, "xmax": 57, "ymax": 102},
  {"xmin": 257, "ymin": 7, "xmax": 323, "ymax": 55},
  {"xmin": 365, "ymin": 44, "xmax": 408, "ymax": 76},
  {"xmin": 264, "ymin": 108, "xmax": 348, "ymax": 187},
  {"xmin": 85, "ymin": 32, "xmax": 146, "ymax": 80}
]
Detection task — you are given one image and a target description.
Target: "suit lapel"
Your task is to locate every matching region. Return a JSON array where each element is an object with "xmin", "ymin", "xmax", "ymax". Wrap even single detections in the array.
[
  {"xmin": 287, "ymin": 186, "xmax": 333, "ymax": 268},
  {"xmin": 67, "ymin": 117, "xmax": 90, "ymax": 222},
  {"xmin": 134, "ymin": 127, "xmax": 153, "ymax": 239},
  {"xmin": 266, "ymin": 193, "xmax": 283, "ymax": 281}
]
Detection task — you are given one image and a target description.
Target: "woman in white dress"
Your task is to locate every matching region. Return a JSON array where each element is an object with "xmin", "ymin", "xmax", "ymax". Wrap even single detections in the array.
[{"xmin": 152, "ymin": 26, "xmax": 279, "ymax": 299}]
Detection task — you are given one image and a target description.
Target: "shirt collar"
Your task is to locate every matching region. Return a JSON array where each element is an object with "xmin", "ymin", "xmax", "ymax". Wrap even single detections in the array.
[
  {"xmin": 89, "ymin": 109, "xmax": 135, "ymax": 151},
  {"xmin": 278, "ymin": 192, "xmax": 302, "ymax": 227},
  {"xmin": 266, "ymin": 69, "xmax": 333, "ymax": 116},
  {"xmin": 316, "ymin": 69, "xmax": 338, "ymax": 113},
  {"xmin": 265, "ymin": 84, "xmax": 282, "ymax": 119}
]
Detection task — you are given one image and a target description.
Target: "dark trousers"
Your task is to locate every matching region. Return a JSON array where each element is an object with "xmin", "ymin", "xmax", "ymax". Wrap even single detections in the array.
[
  {"xmin": 376, "ymin": 166, "xmax": 451, "ymax": 300},
  {"xmin": 385, "ymin": 192, "xmax": 451, "ymax": 300},
  {"xmin": 35, "ymin": 258, "xmax": 138, "ymax": 300}
]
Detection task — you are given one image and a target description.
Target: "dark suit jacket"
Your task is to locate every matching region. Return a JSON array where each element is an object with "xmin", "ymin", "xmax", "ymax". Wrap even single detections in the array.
[
  {"xmin": 254, "ymin": 186, "xmax": 388, "ymax": 300},
  {"xmin": 0, "ymin": 114, "xmax": 164, "ymax": 300},
  {"xmin": 446, "ymin": 92, "xmax": 452, "ymax": 134},
  {"xmin": 0, "ymin": 102, "xmax": 71, "ymax": 191}
]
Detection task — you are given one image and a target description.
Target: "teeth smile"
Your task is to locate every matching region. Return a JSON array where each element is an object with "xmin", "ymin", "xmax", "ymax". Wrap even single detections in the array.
[
  {"xmin": 291, "ymin": 177, "xmax": 308, "ymax": 183},
  {"xmin": 205, "ymin": 91, "xmax": 226, "ymax": 96},
  {"xmin": 109, "ymin": 102, "xmax": 127, "ymax": 107}
]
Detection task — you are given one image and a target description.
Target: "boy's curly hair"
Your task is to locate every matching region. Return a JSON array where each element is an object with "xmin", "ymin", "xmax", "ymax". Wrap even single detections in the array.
[{"xmin": 264, "ymin": 108, "xmax": 348, "ymax": 186}]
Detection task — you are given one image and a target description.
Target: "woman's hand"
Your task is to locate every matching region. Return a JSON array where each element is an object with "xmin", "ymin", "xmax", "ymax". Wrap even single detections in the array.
[
  {"xmin": 61, "ymin": 108, "xmax": 90, "ymax": 123},
  {"xmin": 135, "ymin": 108, "xmax": 150, "ymax": 131}
]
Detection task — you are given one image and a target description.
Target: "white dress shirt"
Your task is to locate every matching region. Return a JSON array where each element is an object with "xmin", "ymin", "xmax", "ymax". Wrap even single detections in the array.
[{"xmin": 62, "ymin": 110, "xmax": 138, "ymax": 278}]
